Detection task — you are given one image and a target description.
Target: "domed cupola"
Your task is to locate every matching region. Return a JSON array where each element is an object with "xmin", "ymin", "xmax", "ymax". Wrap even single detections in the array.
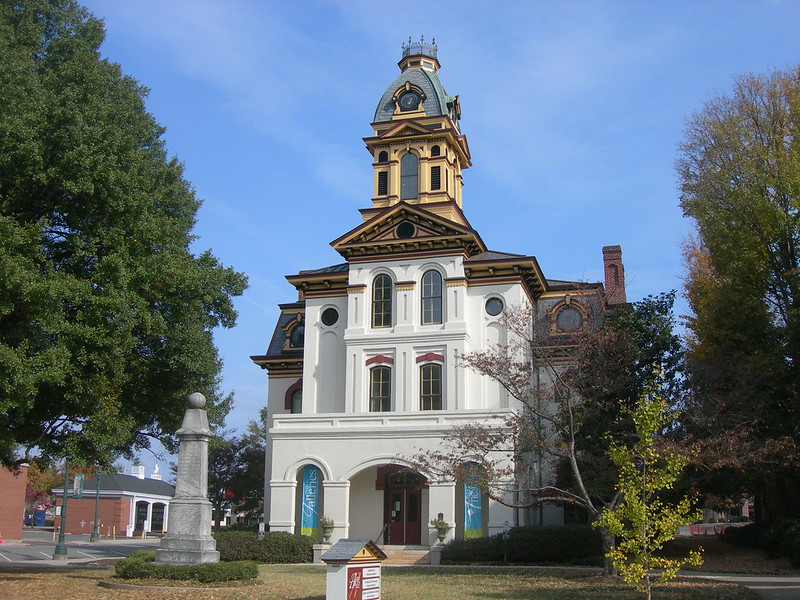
[
  {"xmin": 373, "ymin": 36, "xmax": 461, "ymax": 127},
  {"xmin": 364, "ymin": 37, "xmax": 471, "ymax": 219}
]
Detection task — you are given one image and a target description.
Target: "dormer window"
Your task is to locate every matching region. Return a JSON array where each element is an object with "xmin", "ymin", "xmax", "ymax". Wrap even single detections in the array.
[{"xmin": 288, "ymin": 323, "xmax": 304, "ymax": 348}]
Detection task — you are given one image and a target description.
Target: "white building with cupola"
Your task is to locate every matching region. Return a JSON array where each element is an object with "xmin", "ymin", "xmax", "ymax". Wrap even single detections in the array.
[{"xmin": 251, "ymin": 38, "xmax": 626, "ymax": 550}]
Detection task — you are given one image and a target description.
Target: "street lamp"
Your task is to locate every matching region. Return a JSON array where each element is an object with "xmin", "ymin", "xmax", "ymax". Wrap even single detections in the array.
[
  {"xmin": 52, "ymin": 456, "xmax": 70, "ymax": 560},
  {"xmin": 90, "ymin": 467, "xmax": 101, "ymax": 542}
]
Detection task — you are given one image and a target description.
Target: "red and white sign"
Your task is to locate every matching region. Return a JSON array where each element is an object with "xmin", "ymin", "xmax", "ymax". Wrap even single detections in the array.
[{"xmin": 347, "ymin": 565, "xmax": 381, "ymax": 600}]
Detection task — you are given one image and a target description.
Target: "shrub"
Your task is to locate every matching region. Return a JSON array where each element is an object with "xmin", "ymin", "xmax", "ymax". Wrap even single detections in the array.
[
  {"xmin": 114, "ymin": 550, "xmax": 257, "ymax": 582},
  {"xmin": 225, "ymin": 522, "xmax": 260, "ymax": 533},
  {"xmin": 720, "ymin": 522, "xmax": 766, "ymax": 548},
  {"xmin": 507, "ymin": 525, "xmax": 603, "ymax": 565},
  {"xmin": 214, "ymin": 530, "xmax": 313, "ymax": 563},
  {"xmin": 214, "ymin": 531, "xmax": 261, "ymax": 562},
  {"xmin": 441, "ymin": 535, "xmax": 505, "ymax": 564},
  {"xmin": 441, "ymin": 525, "xmax": 603, "ymax": 566},
  {"xmin": 721, "ymin": 518, "xmax": 800, "ymax": 566}
]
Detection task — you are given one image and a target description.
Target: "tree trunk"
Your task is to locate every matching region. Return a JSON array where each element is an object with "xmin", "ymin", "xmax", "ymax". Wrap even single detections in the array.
[{"xmin": 598, "ymin": 525, "xmax": 616, "ymax": 576}]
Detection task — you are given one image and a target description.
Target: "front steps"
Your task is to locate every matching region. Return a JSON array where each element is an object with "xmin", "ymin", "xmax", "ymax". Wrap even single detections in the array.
[{"xmin": 380, "ymin": 545, "xmax": 431, "ymax": 565}]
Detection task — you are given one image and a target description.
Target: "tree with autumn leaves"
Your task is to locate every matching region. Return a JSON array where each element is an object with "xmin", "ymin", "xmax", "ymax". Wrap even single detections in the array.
[
  {"xmin": 412, "ymin": 292, "xmax": 687, "ymax": 575},
  {"xmin": 679, "ymin": 66, "xmax": 800, "ymax": 518}
]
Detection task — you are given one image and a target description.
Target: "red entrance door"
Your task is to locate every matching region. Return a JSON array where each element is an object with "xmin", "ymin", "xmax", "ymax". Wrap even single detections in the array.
[{"xmin": 384, "ymin": 470, "xmax": 422, "ymax": 545}]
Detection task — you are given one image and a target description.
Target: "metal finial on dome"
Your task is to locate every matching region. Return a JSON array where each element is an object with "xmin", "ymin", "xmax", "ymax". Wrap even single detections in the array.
[{"xmin": 401, "ymin": 35, "xmax": 438, "ymax": 60}]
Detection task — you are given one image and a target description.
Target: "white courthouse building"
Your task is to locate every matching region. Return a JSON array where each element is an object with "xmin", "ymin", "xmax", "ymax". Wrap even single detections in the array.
[{"xmin": 252, "ymin": 39, "xmax": 626, "ymax": 548}]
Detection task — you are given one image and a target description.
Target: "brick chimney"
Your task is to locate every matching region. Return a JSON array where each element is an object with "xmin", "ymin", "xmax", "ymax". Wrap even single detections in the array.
[{"xmin": 602, "ymin": 245, "xmax": 626, "ymax": 305}]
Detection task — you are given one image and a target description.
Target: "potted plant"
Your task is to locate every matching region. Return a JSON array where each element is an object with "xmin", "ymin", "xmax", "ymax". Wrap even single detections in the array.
[
  {"xmin": 430, "ymin": 516, "xmax": 451, "ymax": 545},
  {"xmin": 320, "ymin": 516, "xmax": 334, "ymax": 543}
]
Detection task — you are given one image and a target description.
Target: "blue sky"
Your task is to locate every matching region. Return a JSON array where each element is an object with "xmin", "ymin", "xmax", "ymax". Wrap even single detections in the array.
[{"xmin": 78, "ymin": 0, "xmax": 800, "ymax": 467}]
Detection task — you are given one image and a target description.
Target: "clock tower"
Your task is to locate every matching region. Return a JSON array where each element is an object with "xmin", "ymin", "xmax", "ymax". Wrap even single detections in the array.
[{"xmin": 364, "ymin": 37, "xmax": 471, "ymax": 223}]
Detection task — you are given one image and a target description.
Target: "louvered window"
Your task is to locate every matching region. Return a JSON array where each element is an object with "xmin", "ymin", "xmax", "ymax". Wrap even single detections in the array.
[
  {"xmin": 378, "ymin": 171, "xmax": 388, "ymax": 195},
  {"xmin": 430, "ymin": 166, "xmax": 441, "ymax": 191}
]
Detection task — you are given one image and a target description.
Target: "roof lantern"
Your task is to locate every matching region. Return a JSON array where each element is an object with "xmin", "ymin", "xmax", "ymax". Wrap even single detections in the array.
[{"xmin": 399, "ymin": 35, "xmax": 440, "ymax": 72}]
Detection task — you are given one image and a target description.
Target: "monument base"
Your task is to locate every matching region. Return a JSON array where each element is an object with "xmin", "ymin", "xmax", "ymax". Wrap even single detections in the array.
[{"xmin": 154, "ymin": 534, "xmax": 220, "ymax": 565}]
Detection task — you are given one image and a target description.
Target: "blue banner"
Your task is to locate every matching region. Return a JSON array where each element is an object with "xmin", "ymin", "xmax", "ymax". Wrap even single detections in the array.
[
  {"xmin": 300, "ymin": 465, "xmax": 321, "ymax": 537},
  {"xmin": 464, "ymin": 483, "xmax": 482, "ymax": 539}
]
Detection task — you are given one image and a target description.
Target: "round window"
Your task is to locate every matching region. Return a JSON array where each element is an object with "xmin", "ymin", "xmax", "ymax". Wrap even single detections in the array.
[
  {"xmin": 321, "ymin": 307, "xmax": 339, "ymax": 327},
  {"xmin": 485, "ymin": 297, "xmax": 504, "ymax": 317},
  {"xmin": 557, "ymin": 307, "xmax": 583, "ymax": 332},
  {"xmin": 396, "ymin": 221, "xmax": 415, "ymax": 239}
]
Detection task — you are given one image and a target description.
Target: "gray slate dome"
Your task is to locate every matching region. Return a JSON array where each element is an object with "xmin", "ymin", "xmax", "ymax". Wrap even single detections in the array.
[{"xmin": 373, "ymin": 37, "xmax": 457, "ymax": 124}]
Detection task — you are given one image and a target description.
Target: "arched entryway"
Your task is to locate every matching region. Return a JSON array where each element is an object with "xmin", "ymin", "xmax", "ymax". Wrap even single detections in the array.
[{"xmin": 378, "ymin": 465, "xmax": 427, "ymax": 545}]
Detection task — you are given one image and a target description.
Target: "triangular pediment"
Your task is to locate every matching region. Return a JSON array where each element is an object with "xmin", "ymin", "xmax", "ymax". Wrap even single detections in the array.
[
  {"xmin": 331, "ymin": 201, "xmax": 486, "ymax": 261},
  {"xmin": 378, "ymin": 119, "xmax": 434, "ymax": 139}
]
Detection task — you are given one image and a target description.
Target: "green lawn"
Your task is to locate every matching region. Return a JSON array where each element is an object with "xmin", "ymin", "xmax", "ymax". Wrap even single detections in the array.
[{"xmin": 255, "ymin": 565, "xmax": 760, "ymax": 600}]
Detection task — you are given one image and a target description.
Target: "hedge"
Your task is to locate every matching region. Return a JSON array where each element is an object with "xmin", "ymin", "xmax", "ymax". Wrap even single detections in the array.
[
  {"xmin": 721, "ymin": 518, "xmax": 800, "ymax": 567},
  {"xmin": 114, "ymin": 550, "xmax": 258, "ymax": 582},
  {"xmin": 441, "ymin": 525, "xmax": 603, "ymax": 566},
  {"xmin": 214, "ymin": 530, "xmax": 313, "ymax": 563}
]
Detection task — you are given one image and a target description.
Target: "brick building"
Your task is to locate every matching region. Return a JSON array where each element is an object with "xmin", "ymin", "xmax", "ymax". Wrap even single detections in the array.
[
  {"xmin": 54, "ymin": 465, "xmax": 174, "ymax": 537},
  {"xmin": 0, "ymin": 464, "xmax": 28, "ymax": 541}
]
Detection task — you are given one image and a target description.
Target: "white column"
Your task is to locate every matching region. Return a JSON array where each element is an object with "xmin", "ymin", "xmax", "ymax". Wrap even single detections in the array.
[
  {"xmin": 269, "ymin": 480, "xmax": 297, "ymax": 532},
  {"xmin": 322, "ymin": 480, "xmax": 351, "ymax": 544},
  {"xmin": 427, "ymin": 482, "xmax": 456, "ymax": 545}
]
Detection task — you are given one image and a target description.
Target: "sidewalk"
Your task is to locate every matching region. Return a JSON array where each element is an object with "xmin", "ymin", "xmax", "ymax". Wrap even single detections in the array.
[{"xmin": 692, "ymin": 573, "xmax": 800, "ymax": 600}]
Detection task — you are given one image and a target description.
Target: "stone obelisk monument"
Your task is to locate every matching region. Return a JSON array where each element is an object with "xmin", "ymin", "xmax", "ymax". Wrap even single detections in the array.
[{"xmin": 155, "ymin": 392, "xmax": 220, "ymax": 564}]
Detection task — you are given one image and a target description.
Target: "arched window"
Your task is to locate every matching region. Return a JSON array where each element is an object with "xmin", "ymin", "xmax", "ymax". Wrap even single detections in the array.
[
  {"xmin": 420, "ymin": 363, "xmax": 442, "ymax": 410},
  {"xmin": 372, "ymin": 274, "xmax": 392, "ymax": 328},
  {"xmin": 370, "ymin": 366, "xmax": 391, "ymax": 412},
  {"xmin": 400, "ymin": 153, "xmax": 418, "ymax": 200},
  {"xmin": 290, "ymin": 389, "xmax": 302, "ymax": 414},
  {"xmin": 285, "ymin": 379, "xmax": 303, "ymax": 412},
  {"xmin": 378, "ymin": 150, "xmax": 388, "ymax": 163},
  {"xmin": 430, "ymin": 145, "xmax": 441, "ymax": 157},
  {"xmin": 372, "ymin": 275, "xmax": 392, "ymax": 327},
  {"xmin": 421, "ymin": 270, "xmax": 442, "ymax": 324}
]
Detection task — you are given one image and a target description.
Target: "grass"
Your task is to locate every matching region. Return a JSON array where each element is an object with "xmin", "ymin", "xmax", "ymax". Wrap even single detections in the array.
[
  {"xmin": 0, "ymin": 537, "xmax": 792, "ymax": 599},
  {"xmin": 0, "ymin": 564, "xmax": 760, "ymax": 599}
]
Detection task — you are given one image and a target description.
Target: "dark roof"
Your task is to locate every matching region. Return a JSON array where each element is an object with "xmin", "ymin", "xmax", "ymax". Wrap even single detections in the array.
[
  {"xmin": 546, "ymin": 278, "xmax": 603, "ymax": 290},
  {"xmin": 320, "ymin": 539, "xmax": 388, "ymax": 563},
  {"xmin": 465, "ymin": 250, "xmax": 527, "ymax": 262},
  {"xmin": 298, "ymin": 263, "xmax": 349, "ymax": 275},
  {"xmin": 374, "ymin": 67, "xmax": 451, "ymax": 123},
  {"xmin": 266, "ymin": 310, "xmax": 304, "ymax": 358},
  {"xmin": 60, "ymin": 473, "xmax": 174, "ymax": 497}
]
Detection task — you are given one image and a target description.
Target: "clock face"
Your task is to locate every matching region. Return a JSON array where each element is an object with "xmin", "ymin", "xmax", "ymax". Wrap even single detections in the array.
[{"xmin": 399, "ymin": 91, "xmax": 420, "ymax": 111}]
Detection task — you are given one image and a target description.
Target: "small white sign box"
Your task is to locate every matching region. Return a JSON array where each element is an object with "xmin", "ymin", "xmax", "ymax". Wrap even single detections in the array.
[{"xmin": 320, "ymin": 539, "xmax": 388, "ymax": 600}]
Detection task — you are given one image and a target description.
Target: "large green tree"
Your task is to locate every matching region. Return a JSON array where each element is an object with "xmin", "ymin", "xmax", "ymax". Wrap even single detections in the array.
[
  {"xmin": 0, "ymin": 0, "xmax": 247, "ymax": 467},
  {"xmin": 678, "ymin": 66, "xmax": 800, "ymax": 517}
]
